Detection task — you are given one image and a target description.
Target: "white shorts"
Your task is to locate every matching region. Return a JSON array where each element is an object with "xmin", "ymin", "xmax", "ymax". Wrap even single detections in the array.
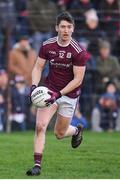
[{"xmin": 54, "ymin": 96, "xmax": 78, "ymax": 118}]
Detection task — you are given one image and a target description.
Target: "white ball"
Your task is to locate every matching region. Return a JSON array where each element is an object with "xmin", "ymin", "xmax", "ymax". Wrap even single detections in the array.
[{"xmin": 31, "ymin": 86, "xmax": 51, "ymax": 108}]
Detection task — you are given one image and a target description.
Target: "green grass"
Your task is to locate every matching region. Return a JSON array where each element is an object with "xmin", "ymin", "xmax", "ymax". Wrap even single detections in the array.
[{"xmin": 0, "ymin": 131, "xmax": 120, "ymax": 179}]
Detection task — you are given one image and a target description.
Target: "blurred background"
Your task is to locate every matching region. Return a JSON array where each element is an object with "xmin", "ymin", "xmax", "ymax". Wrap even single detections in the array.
[{"xmin": 0, "ymin": 0, "xmax": 120, "ymax": 133}]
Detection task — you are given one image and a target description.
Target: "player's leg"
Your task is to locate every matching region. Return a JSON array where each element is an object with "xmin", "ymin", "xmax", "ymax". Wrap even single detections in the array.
[
  {"xmin": 26, "ymin": 104, "xmax": 58, "ymax": 176},
  {"xmin": 54, "ymin": 113, "xmax": 83, "ymax": 148},
  {"xmin": 54, "ymin": 113, "xmax": 76, "ymax": 139},
  {"xmin": 54, "ymin": 96, "xmax": 83, "ymax": 148}
]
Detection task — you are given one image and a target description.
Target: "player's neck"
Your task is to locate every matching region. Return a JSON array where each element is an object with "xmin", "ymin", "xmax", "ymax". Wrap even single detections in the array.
[{"xmin": 57, "ymin": 36, "xmax": 71, "ymax": 47}]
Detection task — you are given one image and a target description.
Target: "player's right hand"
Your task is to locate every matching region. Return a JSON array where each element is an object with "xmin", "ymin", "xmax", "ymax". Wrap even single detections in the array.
[{"xmin": 45, "ymin": 91, "xmax": 62, "ymax": 106}]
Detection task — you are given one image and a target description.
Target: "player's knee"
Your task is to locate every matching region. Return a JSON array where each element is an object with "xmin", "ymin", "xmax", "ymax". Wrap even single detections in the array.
[
  {"xmin": 54, "ymin": 130, "xmax": 65, "ymax": 139},
  {"xmin": 36, "ymin": 122, "xmax": 46, "ymax": 134}
]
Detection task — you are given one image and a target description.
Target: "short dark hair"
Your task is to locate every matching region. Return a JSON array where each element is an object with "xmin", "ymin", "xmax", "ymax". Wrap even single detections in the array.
[{"xmin": 56, "ymin": 11, "xmax": 75, "ymax": 26}]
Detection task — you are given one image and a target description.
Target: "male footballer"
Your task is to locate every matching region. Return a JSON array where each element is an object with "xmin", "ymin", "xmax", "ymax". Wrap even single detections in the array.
[{"xmin": 26, "ymin": 11, "xmax": 90, "ymax": 176}]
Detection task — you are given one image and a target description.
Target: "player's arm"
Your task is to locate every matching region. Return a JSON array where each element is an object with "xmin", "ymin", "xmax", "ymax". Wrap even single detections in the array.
[
  {"xmin": 45, "ymin": 65, "xmax": 86, "ymax": 106},
  {"xmin": 32, "ymin": 57, "xmax": 46, "ymax": 86},
  {"xmin": 60, "ymin": 65, "xmax": 86, "ymax": 95}
]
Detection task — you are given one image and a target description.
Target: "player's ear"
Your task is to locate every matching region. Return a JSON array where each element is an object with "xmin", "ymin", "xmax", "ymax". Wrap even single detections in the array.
[
  {"xmin": 55, "ymin": 25, "xmax": 58, "ymax": 32},
  {"xmin": 72, "ymin": 26, "xmax": 74, "ymax": 33}
]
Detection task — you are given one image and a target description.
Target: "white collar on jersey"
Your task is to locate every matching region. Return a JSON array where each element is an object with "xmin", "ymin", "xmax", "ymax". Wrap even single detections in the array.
[{"xmin": 57, "ymin": 36, "xmax": 71, "ymax": 47}]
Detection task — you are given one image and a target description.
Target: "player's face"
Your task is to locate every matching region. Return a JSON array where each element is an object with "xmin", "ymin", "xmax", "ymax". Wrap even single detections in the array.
[{"xmin": 56, "ymin": 20, "xmax": 74, "ymax": 43}]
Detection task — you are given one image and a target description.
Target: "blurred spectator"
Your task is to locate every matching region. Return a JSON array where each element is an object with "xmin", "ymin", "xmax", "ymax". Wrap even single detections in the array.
[
  {"xmin": 96, "ymin": 39, "xmax": 120, "ymax": 92},
  {"xmin": 51, "ymin": 0, "xmax": 73, "ymax": 11},
  {"xmin": 0, "ymin": 0, "xmax": 16, "ymax": 68},
  {"xmin": 0, "ymin": 93, "xmax": 5, "ymax": 132},
  {"xmin": 13, "ymin": 0, "xmax": 31, "ymax": 42},
  {"xmin": 113, "ymin": 38, "xmax": 120, "ymax": 61},
  {"xmin": 68, "ymin": 0, "xmax": 93, "ymax": 18},
  {"xmin": 0, "ymin": 0, "xmax": 16, "ymax": 30},
  {"xmin": 91, "ymin": 0, "xmax": 101, "ymax": 10},
  {"xmin": 98, "ymin": 0, "xmax": 119, "ymax": 48},
  {"xmin": 0, "ymin": 69, "xmax": 8, "ymax": 90},
  {"xmin": 71, "ymin": 103, "xmax": 88, "ymax": 129},
  {"xmin": 91, "ymin": 81, "xmax": 119, "ymax": 132},
  {"xmin": 68, "ymin": 0, "xmax": 93, "ymax": 39},
  {"xmin": 27, "ymin": 0, "xmax": 58, "ymax": 53},
  {"xmin": 14, "ymin": 0, "xmax": 28, "ymax": 17},
  {"xmin": 78, "ymin": 43, "xmax": 97, "ymax": 116},
  {"xmin": 0, "ymin": 69, "xmax": 9, "ymax": 131},
  {"xmin": 8, "ymin": 35, "xmax": 36, "ymax": 86},
  {"xmin": 9, "ymin": 75, "xmax": 30, "ymax": 131},
  {"xmin": 0, "ymin": 28, "xmax": 5, "ymax": 68},
  {"xmin": 78, "ymin": 9, "xmax": 107, "ymax": 57}
]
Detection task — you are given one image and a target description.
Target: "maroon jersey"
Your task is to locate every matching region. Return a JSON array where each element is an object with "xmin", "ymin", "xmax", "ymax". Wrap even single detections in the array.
[{"xmin": 39, "ymin": 37, "xmax": 90, "ymax": 98}]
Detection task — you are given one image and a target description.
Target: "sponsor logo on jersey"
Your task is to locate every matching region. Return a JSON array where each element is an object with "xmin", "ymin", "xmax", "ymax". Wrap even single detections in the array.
[
  {"xmin": 50, "ymin": 59, "xmax": 72, "ymax": 69},
  {"xmin": 49, "ymin": 51, "xmax": 56, "ymax": 55}
]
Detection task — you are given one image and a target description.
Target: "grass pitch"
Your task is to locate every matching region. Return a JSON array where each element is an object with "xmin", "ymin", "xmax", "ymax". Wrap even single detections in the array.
[{"xmin": 0, "ymin": 131, "xmax": 120, "ymax": 179}]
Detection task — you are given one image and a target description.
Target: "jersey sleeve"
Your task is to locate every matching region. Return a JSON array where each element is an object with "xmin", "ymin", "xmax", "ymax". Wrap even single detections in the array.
[
  {"xmin": 38, "ymin": 44, "xmax": 46, "ymax": 59},
  {"xmin": 72, "ymin": 50, "xmax": 90, "ymax": 66}
]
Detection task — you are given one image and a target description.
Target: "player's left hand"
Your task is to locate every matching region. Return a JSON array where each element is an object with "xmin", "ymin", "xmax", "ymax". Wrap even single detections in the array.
[
  {"xmin": 29, "ymin": 85, "xmax": 37, "ymax": 103},
  {"xmin": 45, "ymin": 91, "xmax": 62, "ymax": 106}
]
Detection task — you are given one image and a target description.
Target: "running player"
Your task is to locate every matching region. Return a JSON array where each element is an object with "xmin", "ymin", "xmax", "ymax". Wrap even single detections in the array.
[{"xmin": 26, "ymin": 11, "xmax": 90, "ymax": 176}]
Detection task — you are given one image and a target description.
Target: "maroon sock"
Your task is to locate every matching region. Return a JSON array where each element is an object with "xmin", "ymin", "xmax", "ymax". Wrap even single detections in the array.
[{"xmin": 34, "ymin": 153, "xmax": 42, "ymax": 167}]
